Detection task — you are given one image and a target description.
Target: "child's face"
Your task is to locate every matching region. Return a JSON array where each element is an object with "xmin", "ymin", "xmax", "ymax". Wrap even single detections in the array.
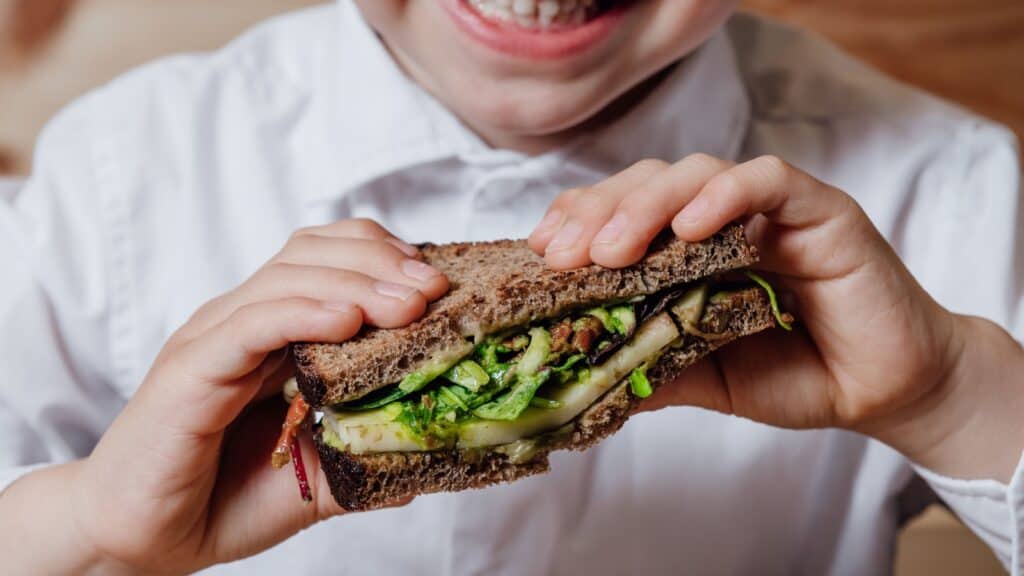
[{"xmin": 355, "ymin": 0, "xmax": 738, "ymax": 152}]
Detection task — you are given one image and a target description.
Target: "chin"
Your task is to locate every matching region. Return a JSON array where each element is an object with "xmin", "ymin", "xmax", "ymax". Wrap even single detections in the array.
[
  {"xmin": 471, "ymin": 93, "xmax": 606, "ymax": 139},
  {"xmin": 445, "ymin": 70, "xmax": 634, "ymax": 147}
]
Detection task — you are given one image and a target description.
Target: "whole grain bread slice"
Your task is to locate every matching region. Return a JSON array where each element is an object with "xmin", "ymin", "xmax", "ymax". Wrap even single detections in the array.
[
  {"xmin": 315, "ymin": 287, "xmax": 775, "ymax": 511},
  {"xmin": 294, "ymin": 225, "xmax": 757, "ymax": 408}
]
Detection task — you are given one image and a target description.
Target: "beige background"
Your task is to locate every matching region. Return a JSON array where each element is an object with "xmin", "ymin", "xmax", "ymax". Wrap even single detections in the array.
[
  {"xmin": 745, "ymin": 0, "xmax": 1024, "ymax": 144},
  {"xmin": 0, "ymin": 0, "xmax": 321, "ymax": 174},
  {"xmin": 0, "ymin": 1, "xmax": 1016, "ymax": 574}
]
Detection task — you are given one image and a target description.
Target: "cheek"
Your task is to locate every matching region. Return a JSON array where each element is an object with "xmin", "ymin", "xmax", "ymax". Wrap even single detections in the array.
[
  {"xmin": 641, "ymin": 0, "xmax": 739, "ymax": 60},
  {"xmin": 352, "ymin": 0, "xmax": 407, "ymax": 33}
]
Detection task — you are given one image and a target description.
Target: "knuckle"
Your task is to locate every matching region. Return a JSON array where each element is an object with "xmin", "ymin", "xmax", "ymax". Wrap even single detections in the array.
[
  {"xmin": 345, "ymin": 217, "xmax": 385, "ymax": 238},
  {"xmin": 353, "ymin": 241, "xmax": 405, "ymax": 273},
  {"xmin": 571, "ymin": 187, "xmax": 612, "ymax": 214},
  {"xmin": 708, "ymin": 171, "xmax": 745, "ymax": 198},
  {"xmin": 261, "ymin": 261, "xmax": 294, "ymax": 279},
  {"xmin": 630, "ymin": 158, "xmax": 669, "ymax": 174},
  {"xmin": 754, "ymin": 155, "xmax": 790, "ymax": 179},
  {"xmin": 250, "ymin": 262, "xmax": 298, "ymax": 290},
  {"xmin": 556, "ymin": 187, "xmax": 587, "ymax": 207},
  {"xmin": 323, "ymin": 267, "xmax": 360, "ymax": 288},
  {"xmin": 224, "ymin": 301, "xmax": 257, "ymax": 330},
  {"xmin": 164, "ymin": 328, "xmax": 190, "ymax": 351},
  {"xmin": 850, "ymin": 198, "xmax": 870, "ymax": 225},
  {"xmin": 289, "ymin": 226, "xmax": 316, "ymax": 241},
  {"xmin": 682, "ymin": 152, "xmax": 721, "ymax": 169},
  {"xmin": 189, "ymin": 296, "xmax": 221, "ymax": 321},
  {"xmin": 282, "ymin": 232, "xmax": 318, "ymax": 255},
  {"xmin": 182, "ymin": 304, "xmax": 221, "ymax": 336}
]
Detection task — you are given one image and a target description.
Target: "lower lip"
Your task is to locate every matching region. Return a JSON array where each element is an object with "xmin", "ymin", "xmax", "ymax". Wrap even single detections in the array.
[{"xmin": 441, "ymin": 0, "xmax": 629, "ymax": 60}]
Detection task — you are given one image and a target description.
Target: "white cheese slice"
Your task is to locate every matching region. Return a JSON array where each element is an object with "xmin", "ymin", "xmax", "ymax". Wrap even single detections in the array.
[{"xmin": 323, "ymin": 312, "xmax": 680, "ymax": 454}]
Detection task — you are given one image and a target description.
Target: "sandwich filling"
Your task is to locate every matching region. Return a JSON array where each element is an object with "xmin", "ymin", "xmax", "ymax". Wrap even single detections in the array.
[{"xmin": 320, "ymin": 273, "xmax": 788, "ymax": 456}]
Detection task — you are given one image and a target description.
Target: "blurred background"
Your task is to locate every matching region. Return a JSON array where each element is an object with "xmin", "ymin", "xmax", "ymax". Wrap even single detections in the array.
[
  {"xmin": 1, "ymin": 0, "xmax": 1022, "ymax": 177},
  {"xmin": 0, "ymin": 1, "xmax": 1019, "ymax": 573}
]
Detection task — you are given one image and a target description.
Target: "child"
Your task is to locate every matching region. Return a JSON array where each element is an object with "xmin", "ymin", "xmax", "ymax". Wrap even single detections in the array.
[{"xmin": 1, "ymin": 0, "xmax": 1022, "ymax": 573}]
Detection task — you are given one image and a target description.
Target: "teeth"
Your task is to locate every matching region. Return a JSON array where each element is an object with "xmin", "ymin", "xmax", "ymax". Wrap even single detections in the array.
[
  {"xmin": 538, "ymin": 1, "xmax": 559, "ymax": 27},
  {"xmin": 469, "ymin": 0, "xmax": 600, "ymax": 30},
  {"xmin": 513, "ymin": 0, "xmax": 534, "ymax": 16}
]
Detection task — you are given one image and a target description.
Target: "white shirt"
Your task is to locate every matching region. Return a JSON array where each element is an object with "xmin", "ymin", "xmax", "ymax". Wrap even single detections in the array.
[{"xmin": 1, "ymin": 3, "xmax": 1022, "ymax": 574}]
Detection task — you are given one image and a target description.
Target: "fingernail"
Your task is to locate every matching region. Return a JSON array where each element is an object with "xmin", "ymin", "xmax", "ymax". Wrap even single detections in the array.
[
  {"xmin": 375, "ymin": 281, "xmax": 418, "ymax": 301},
  {"xmin": 402, "ymin": 259, "xmax": 440, "ymax": 282},
  {"xmin": 536, "ymin": 209, "xmax": 564, "ymax": 234},
  {"xmin": 592, "ymin": 213, "xmax": 628, "ymax": 245},
  {"xmin": 546, "ymin": 220, "xmax": 583, "ymax": 253},
  {"xmin": 388, "ymin": 238, "xmax": 420, "ymax": 258},
  {"xmin": 322, "ymin": 301, "xmax": 356, "ymax": 313},
  {"xmin": 676, "ymin": 197, "xmax": 709, "ymax": 226}
]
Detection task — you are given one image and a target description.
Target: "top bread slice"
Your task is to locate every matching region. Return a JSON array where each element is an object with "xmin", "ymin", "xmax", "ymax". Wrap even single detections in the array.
[{"xmin": 293, "ymin": 224, "xmax": 757, "ymax": 408}]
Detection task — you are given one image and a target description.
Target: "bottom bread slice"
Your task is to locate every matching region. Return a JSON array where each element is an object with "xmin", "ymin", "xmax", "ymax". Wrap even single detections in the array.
[{"xmin": 315, "ymin": 287, "xmax": 776, "ymax": 511}]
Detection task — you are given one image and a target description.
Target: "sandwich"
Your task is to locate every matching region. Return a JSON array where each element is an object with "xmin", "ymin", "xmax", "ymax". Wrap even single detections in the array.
[{"xmin": 280, "ymin": 224, "xmax": 790, "ymax": 510}]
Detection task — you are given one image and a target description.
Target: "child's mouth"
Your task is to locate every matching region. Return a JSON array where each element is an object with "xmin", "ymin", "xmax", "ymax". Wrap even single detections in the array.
[
  {"xmin": 467, "ymin": 0, "xmax": 615, "ymax": 30},
  {"xmin": 445, "ymin": 0, "xmax": 629, "ymax": 60}
]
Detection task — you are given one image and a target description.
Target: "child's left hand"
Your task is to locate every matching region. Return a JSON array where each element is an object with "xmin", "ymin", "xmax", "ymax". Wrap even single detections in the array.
[{"xmin": 529, "ymin": 154, "xmax": 1024, "ymax": 482}]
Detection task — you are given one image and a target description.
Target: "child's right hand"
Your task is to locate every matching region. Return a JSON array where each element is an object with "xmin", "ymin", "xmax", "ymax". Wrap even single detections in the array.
[
  {"xmin": 529, "ymin": 155, "xmax": 1024, "ymax": 485},
  {"xmin": 0, "ymin": 219, "xmax": 447, "ymax": 574}
]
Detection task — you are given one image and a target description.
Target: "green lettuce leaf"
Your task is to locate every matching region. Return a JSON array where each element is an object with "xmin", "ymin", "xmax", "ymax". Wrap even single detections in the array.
[{"xmin": 473, "ymin": 368, "xmax": 552, "ymax": 421}]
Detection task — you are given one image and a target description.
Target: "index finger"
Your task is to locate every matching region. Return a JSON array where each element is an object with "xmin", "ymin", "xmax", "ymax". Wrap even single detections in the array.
[
  {"xmin": 294, "ymin": 218, "xmax": 420, "ymax": 258},
  {"xmin": 670, "ymin": 156, "xmax": 877, "ymax": 279},
  {"xmin": 587, "ymin": 154, "xmax": 733, "ymax": 268},
  {"xmin": 671, "ymin": 155, "xmax": 859, "ymax": 238}
]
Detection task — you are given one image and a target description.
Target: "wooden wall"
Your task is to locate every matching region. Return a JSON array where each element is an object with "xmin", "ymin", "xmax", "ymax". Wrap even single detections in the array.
[{"xmin": 743, "ymin": 0, "xmax": 1024, "ymax": 141}]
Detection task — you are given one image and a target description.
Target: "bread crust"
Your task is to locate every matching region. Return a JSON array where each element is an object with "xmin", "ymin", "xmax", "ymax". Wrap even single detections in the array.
[
  {"xmin": 315, "ymin": 287, "xmax": 776, "ymax": 511},
  {"xmin": 294, "ymin": 225, "xmax": 758, "ymax": 407}
]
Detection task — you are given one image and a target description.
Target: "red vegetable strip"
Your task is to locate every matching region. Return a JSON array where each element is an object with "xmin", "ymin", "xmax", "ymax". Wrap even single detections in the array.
[
  {"xmin": 271, "ymin": 394, "xmax": 314, "ymax": 502},
  {"xmin": 289, "ymin": 434, "xmax": 313, "ymax": 503}
]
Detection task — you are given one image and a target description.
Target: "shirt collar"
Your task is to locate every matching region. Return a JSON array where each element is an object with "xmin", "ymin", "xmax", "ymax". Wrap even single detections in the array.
[{"xmin": 306, "ymin": 4, "xmax": 750, "ymax": 202}]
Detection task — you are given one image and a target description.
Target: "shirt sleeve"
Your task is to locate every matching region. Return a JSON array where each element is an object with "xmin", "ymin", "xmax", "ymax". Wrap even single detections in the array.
[
  {"xmin": 901, "ymin": 120, "xmax": 1024, "ymax": 574},
  {"xmin": 913, "ymin": 457, "xmax": 1024, "ymax": 573},
  {"xmin": 0, "ymin": 96, "xmax": 127, "ymax": 493}
]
